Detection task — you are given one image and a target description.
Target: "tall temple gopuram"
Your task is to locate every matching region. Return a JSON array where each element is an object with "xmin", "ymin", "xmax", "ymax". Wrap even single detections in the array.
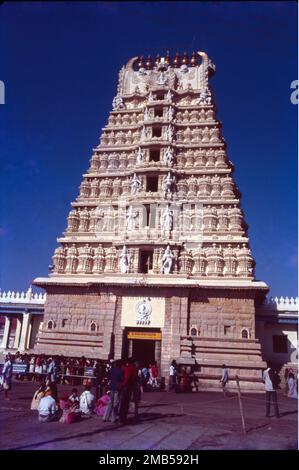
[{"xmin": 34, "ymin": 51, "xmax": 269, "ymax": 390}]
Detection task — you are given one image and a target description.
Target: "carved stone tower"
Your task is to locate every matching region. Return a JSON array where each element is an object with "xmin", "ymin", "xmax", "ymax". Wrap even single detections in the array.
[{"xmin": 34, "ymin": 51, "xmax": 268, "ymax": 390}]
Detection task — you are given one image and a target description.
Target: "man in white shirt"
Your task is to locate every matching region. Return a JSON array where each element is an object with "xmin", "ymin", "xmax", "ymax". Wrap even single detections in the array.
[
  {"xmin": 263, "ymin": 363, "xmax": 280, "ymax": 418},
  {"xmin": 38, "ymin": 390, "xmax": 60, "ymax": 422},
  {"xmin": 168, "ymin": 360, "xmax": 177, "ymax": 392},
  {"xmin": 79, "ymin": 384, "xmax": 95, "ymax": 415}
]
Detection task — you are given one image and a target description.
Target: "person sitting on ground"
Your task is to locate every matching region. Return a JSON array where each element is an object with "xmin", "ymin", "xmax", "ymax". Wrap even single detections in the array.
[
  {"xmin": 31, "ymin": 383, "xmax": 46, "ymax": 410},
  {"xmin": 79, "ymin": 384, "xmax": 95, "ymax": 415},
  {"xmin": 59, "ymin": 395, "xmax": 81, "ymax": 424},
  {"xmin": 59, "ymin": 393, "xmax": 71, "ymax": 411},
  {"xmin": 38, "ymin": 389, "xmax": 61, "ymax": 423},
  {"xmin": 95, "ymin": 387, "xmax": 110, "ymax": 417},
  {"xmin": 68, "ymin": 388, "xmax": 80, "ymax": 407}
]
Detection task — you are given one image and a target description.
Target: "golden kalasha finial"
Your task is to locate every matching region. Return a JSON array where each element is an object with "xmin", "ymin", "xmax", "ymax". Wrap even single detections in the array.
[
  {"xmin": 190, "ymin": 51, "xmax": 197, "ymax": 67},
  {"xmin": 146, "ymin": 55, "xmax": 153, "ymax": 70},
  {"xmin": 181, "ymin": 51, "xmax": 189, "ymax": 65},
  {"xmin": 138, "ymin": 56, "xmax": 145, "ymax": 69},
  {"xmin": 155, "ymin": 53, "xmax": 161, "ymax": 65},
  {"xmin": 173, "ymin": 52, "xmax": 180, "ymax": 67}
]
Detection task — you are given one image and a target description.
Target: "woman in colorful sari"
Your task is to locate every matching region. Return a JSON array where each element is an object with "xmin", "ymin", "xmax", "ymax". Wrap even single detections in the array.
[{"xmin": 95, "ymin": 388, "xmax": 110, "ymax": 417}]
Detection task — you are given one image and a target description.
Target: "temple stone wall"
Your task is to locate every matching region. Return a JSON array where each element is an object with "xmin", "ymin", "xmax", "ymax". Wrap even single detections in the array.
[
  {"xmin": 35, "ymin": 286, "xmax": 266, "ymax": 390},
  {"xmin": 189, "ymin": 293, "xmax": 256, "ymax": 339}
]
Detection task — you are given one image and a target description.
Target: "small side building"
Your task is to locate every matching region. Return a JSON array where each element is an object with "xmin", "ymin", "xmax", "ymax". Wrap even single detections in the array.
[
  {"xmin": 0, "ymin": 288, "xmax": 45, "ymax": 355},
  {"xmin": 256, "ymin": 296, "xmax": 298, "ymax": 378}
]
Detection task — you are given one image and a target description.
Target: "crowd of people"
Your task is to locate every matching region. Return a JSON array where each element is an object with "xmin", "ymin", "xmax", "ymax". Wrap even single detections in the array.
[
  {"xmin": 1, "ymin": 352, "xmax": 297, "ymax": 425},
  {"xmin": 10, "ymin": 352, "xmax": 106, "ymax": 386},
  {"xmin": 29, "ymin": 357, "xmax": 150, "ymax": 425},
  {"xmin": 0, "ymin": 353, "xmax": 168, "ymax": 425}
]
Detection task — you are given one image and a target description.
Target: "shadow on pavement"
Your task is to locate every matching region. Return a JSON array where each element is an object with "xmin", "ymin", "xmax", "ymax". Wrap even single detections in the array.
[
  {"xmin": 6, "ymin": 411, "xmax": 185, "ymax": 450},
  {"xmin": 280, "ymin": 410, "xmax": 298, "ymax": 417}
]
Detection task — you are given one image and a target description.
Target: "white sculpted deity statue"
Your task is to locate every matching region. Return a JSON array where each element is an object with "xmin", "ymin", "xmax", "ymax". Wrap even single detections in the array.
[
  {"xmin": 163, "ymin": 146, "xmax": 174, "ymax": 166},
  {"xmin": 148, "ymin": 91, "xmax": 154, "ymax": 103},
  {"xmin": 165, "ymin": 124, "xmax": 174, "ymax": 142},
  {"xmin": 130, "ymin": 173, "xmax": 142, "ymax": 195},
  {"xmin": 160, "ymin": 205, "xmax": 173, "ymax": 232},
  {"xmin": 157, "ymin": 71, "xmax": 167, "ymax": 85},
  {"xmin": 166, "ymin": 89, "xmax": 173, "ymax": 102},
  {"xmin": 161, "ymin": 245, "xmax": 174, "ymax": 274},
  {"xmin": 143, "ymin": 107, "xmax": 150, "ymax": 122},
  {"xmin": 136, "ymin": 147, "xmax": 145, "ymax": 164},
  {"xmin": 167, "ymin": 107, "xmax": 174, "ymax": 121},
  {"xmin": 112, "ymin": 94, "xmax": 125, "ymax": 110},
  {"xmin": 198, "ymin": 87, "xmax": 212, "ymax": 105},
  {"xmin": 162, "ymin": 172, "xmax": 175, "ymax": 197},
  {"xmin": 180, "ymin": 63, "xmax": 188, "ymax": 74},
  {"xmin": 126, "ymin": 206, "xmax": 138, "ymax": 231},
  {"xmin": 140, "ymin": 126, "xmax": 147, "ymax": 141},
  {"xmin": 119, "ymin": 245, "xmax": 130, "ymax": 274}
]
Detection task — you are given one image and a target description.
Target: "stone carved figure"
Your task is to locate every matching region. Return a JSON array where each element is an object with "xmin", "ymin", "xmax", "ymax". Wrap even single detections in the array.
[
  {"xmin": 91, "ymin": 207, "xmax": 104, "ymax": 233},
  {"xmin": 180, "ymin": 64, "xmax": 189, "ymax": 74},
  {"xmin": 100, "ymin": 206, "xmax": 115, "ymax": 232},
  {"xmin": 198, "ymin": 87, "xmax": 212, "ymax": 105},
  {"xmin": 210, "ymin": 127, "xmax": 220, "ymax": 143},
  {"xmin": 162, "ymin": 172, "xmax": 175, "ymax": 197},
  {"xmin": 202, "ymin": 127, "xmax": 210, "ymax": 143},
  {"xmin": 112, "ymin": 94, "xmax": 125, "ymax": 110},
  {"xmin": 52, "ymin": 246, "xmax": 66, "ymax": 273},
  {"xmin": 140, "ymin": 126, "xmax": 148, "ymax": 141},
  {"xmin": 140, "ymin": 126, "xmax": 146, "ymax": 141},
  {"xmin": 165, "ymin": 125, "xmax": 174, "ymax": 142},
  {"xmin": 163, "ymin": 146, "xmax": 174, "ymax": 166},
  {"xmin": 136, "ymin": 147, "xmax": 145, "ymax": 164},
  {"xmin": 148, "ymin": 91, "xmax": 154, "ymax": 103},
  {"xmin": 136, "ymin": 299, "xmax": 152, "ymax": 323},
  {"xmin": 160, "ymin": 205, "xmax": 173, "ymax": 232},
  {"xmin": 157, "ymin": 71, "xmax": 167, "ymax": 85},
  {"xmin": 126, "ymin": 206, "xmax": 138, "ymax": 231},
  {"xmin": 130, "ymin": 173, "xmax": 142, "ymax": 195},
  {"xmin": 167, "ymin": 107, "xmax": 175, "ymax": 121},
  {"xmin": 67, "ymin": 208, "xmax": 79, "ymax": 232},
  {"xmin": 119, "ymin": 245, "xmax": 130, "ymax": 274},
  {"xmin": 161, "ymin": 245, "xmax": 174, "ymax": 274},
  {"xmin": 166, "ymin": 89, "xmax": 172, "ymax": 102},
  {"xmin": 143, "ymin": 108, "xmax": 150, "ymax": 121}
]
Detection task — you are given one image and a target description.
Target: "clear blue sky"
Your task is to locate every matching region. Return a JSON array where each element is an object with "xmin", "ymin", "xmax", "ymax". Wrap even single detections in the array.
[{"xmin": 0, "ymin": 2, "xmax": 297, "ymax": 297}]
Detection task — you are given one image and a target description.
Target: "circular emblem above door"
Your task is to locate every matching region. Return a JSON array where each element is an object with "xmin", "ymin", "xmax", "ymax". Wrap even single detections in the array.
[{"xmin": 136, "ymin": 299, "xmax": 152, "ymax": 325}]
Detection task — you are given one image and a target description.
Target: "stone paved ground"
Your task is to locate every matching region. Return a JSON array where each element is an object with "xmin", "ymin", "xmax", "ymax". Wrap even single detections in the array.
[{"xmin": 0, "ymin": 381, "xmax": 297, "ymax": 450}]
